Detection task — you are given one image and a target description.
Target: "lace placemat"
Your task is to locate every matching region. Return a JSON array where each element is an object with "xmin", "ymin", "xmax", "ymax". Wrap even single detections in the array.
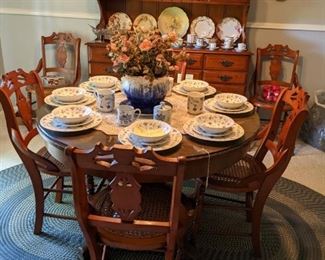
[{"xmin": 95, "ymin": 92, "xmax": 199, "ymax": 135}]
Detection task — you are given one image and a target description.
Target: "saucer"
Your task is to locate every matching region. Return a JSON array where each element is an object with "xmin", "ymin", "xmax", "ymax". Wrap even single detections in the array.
[
  {"xmin": 221, "ymin": 45, "xmax": 234, "ymax": 50},
  {"xmin": 235, "ymin": 47, "xmax": 246, "ymax": 52}
]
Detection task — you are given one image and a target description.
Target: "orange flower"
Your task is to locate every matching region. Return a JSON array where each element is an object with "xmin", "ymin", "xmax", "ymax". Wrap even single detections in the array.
[
  {"xmin": 168, "ymin": 31, "xmax": 178, "ymax": 42},
  {"xmin": 139, "ymin": 39, "xmax": 153, "ymax": 51},
  {"xmin": 110, "ymin": 43, "xmax": 118, "ymax": 51},
  {"xmin": 118, "ymin": 54, "xmax": 130, "ymax": 64}
]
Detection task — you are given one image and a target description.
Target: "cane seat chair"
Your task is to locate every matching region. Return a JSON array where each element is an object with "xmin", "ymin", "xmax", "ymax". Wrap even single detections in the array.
[
  {"xmin": 66, "ymin": 144, "xmax": 195, "ymax": 260},
  {"xmin": 199, "ymin": 85, "xmax": 309, "ymax": 257},
  {"xmin": 250, "ymin": 44, "xmax": 299, "ymax": 112},
  {"xmin": 28, "ymin": 32, "xmax": 81, "ymax": 99},
  {"xmin": 0, "ymin": 69, "xmax": 75, "ymax": 235}
]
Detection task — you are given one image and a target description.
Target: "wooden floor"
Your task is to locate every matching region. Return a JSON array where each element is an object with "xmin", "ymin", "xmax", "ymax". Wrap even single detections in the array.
[{"xmin": 0, "ymin": 111, "xmax": 324, "ymax": 195}]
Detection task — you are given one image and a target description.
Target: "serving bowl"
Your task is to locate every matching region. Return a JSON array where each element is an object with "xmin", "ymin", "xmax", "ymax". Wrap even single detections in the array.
[
  {"xmin": 89, "ymin": 75, "xmax": 119, "ymax": 89},
  {"xmin": 180, "ymin": 79, "xmax": 209, "ymax": 92},
  {"xmin": 52, "ymin": 87, "xmax": 86, "ymax": 102},
  {"xmin": 52, "ymin": 105, "xmax": 92, "ymax": 124},
  {"xmin": 214, "ymin": 93, "xmax": 247, "ymax": 109},
  {"xmin": 130, "ymin": 119, "xmax": 171, "ymax": 143},
  {"xmin": 195, "ymin": 112, "xmax": 235, "ymax": 134}
]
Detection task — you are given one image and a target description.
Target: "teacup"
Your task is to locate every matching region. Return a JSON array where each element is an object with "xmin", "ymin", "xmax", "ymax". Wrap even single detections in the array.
[
  {"xmin": 237, "ymin": 43, "xmax": 247, "ymax": 51},
  {"xmin": 117, "ymin": 105, "xmax": 141, "ymax": 126},
  {"xmin": 187, "ymin": 92, "xmax": 205, "ymax": 115},
  {"xmin": 153, "ymin": 101, "xmax": 172, "ymax": 123},
  {"xmin": 223, "ymin": 36, "xmax": 234, "ymax": 49},
  {"xmin": 95, "ymin": 89, "xmax": 115, "ymax": 112},
  {"xmin": 186, "ymin": 34, "xmax": 196, "ymax": 45}
]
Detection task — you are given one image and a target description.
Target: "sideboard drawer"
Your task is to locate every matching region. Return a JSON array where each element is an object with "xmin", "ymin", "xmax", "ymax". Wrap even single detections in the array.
[
  {"xmin": 210, "ymin": 84, "xmax": 245, "ymax": 95},
  {"xmin": 88, "ymin": 62, "xmax": 114, "ymax": 76},
  {"xmin": 203, "ymin": 71, "xmax": 246, "ymax": 84},
  {"xmin": 187, "ymin": 53, "xmax": 204, "ymax": 69},
  {"xmin": 204, "ymin": 55, "xmax": 248, "ymax": 71},
  {"xmin": 88, "ymin": 46, "xmax": 110, "ymax": 63},
  {"xmin": 186, "ymin": 69, "xmax": 202, "ymax": 79}
]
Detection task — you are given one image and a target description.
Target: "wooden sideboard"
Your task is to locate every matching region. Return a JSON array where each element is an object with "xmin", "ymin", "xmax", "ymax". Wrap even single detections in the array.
[{"xmin": 86, "ymin": 0, "xmax": 252, "ymax": 95}]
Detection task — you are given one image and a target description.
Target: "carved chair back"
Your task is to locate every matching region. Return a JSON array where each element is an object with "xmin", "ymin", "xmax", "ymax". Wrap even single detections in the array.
[
  {"xmin": 253, "ymin": 44, "xmax": 299, "ymax": 97},
  {"xmin": 39, "ymin": 32, "xmax": 81, "ymax": 86},
  {"xmin": 66, "ymin": 144, "xmax": 186, "ymax": 250},
  {"xmin": 255, "ymin": 85, "xmax": 309, "ymax": 176},
  {"xmin": 0, "ymin": 69, "xmax": 60, "ymax": 173}
]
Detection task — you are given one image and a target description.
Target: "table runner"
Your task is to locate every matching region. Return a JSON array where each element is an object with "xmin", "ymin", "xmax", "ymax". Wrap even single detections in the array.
[{"xmin": 95, "ymin": 92, "xmax": 200, "ymax": 135}]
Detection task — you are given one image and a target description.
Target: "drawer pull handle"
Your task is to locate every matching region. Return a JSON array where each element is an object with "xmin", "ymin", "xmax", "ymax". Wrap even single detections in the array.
[
  {"xmin": 221, "ymin": 60, "xmax": 234, "ymax": 67},
  {"xmin": 188, "ymin": 58, "xmax": 197, "ymax": 66},
  {"xmin": 219, "ymin": 75, "xmax": 232, "ymax": 82}
]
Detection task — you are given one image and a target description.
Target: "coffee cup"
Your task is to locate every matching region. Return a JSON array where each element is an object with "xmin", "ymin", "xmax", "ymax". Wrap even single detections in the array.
[
  {"xmin": 187, "ymin": 92, "xmax": 205, "ymax": 115},
  {"xmin": 195, "ymin": 38, "xmax": 204, "ymax": 47},
  {"xmin": 117, "ymin": 105, "xmax": 141, "ymax": 126},
  {"xmin": 209, "ymin": 42, "xmax": 217, "ymax": 50},
  {"xmin": 95, "ymin": 89, "xmax": 115, "ymax": 112},
  {"xmin": 153, "ymin": 101, "xmax": 172, "ymax": 123}
]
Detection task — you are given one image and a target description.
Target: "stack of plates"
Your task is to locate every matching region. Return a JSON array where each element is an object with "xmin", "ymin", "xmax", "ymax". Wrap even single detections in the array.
[
  {"xmin": 204, "ymin": 93, "xmax": 254, "ymax": 114},
  {"xmin": 118, "ymin": 119, "xmax": 182, "ymax": 151},
  {"xmin": 45, "ymin": 87, "xmax": 95, "ymax": 107},
  {"xmin": 183, "ymin": 113, "xmax": 244, "ymax": 142},
  {"xmin": 81, "ymin": 75, "xmax": 121, "ymax": 93},
  {"xmin": 40, "ymin": 105, "xmax": 102, "ymax": 132},
  {"xmin": 173, "ymin": 79, "xmax": 216, "ymax": 97}
]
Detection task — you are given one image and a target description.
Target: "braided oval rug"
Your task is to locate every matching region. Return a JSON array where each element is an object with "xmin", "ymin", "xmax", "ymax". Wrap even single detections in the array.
[{"xmin": 0, "ymin": 164, "xmax": 324, "ymax": 260}]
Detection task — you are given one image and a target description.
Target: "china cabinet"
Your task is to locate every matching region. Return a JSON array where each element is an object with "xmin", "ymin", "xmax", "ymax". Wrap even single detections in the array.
[{"xmin": 86, "ymin": 0, "xmax": 252, "ymax": 95}]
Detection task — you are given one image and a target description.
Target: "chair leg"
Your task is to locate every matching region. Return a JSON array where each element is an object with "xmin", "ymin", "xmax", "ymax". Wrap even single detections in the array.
[
  {"xmin": 55, "ymin": 177, "xmax": 64, "ymax": 203},
  {"xmin": 251, "ymin": 210, "xmax": 262, "ymax": 257},
  {"xmin": 245, "ymin": 192, "xmax": 253, "ymax": 222}
]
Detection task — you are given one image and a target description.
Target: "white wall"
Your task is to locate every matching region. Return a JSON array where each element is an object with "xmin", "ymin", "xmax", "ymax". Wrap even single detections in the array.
[{"xmin": 0, "ymin": 0, "xmax": 324, "ymax": 102}]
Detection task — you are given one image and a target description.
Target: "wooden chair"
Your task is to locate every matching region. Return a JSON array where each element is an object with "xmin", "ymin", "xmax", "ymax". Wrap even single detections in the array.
[
  {"xmin": 29, "ymin": 32, "xmax": 81, "ymax": 98},
  {"xmin": 197, "ymin": 85, "xmax": 309, "ymax": 257},
  {"xmin": 66, "ymin": 143, "xmax": 195, "ymax": 260},
  {"xmin": 0, "ymin": 69, "xmax": 75, "ymax": 235},
  {"xmin": 250, "ymin": 44, "xmax": 299, "ymax": 114}
]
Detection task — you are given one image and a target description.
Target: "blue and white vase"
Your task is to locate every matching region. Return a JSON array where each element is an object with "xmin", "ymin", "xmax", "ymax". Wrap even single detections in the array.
[{"xmin": 121, "ymin": 75, "xmax": 169, "ymax": 113}]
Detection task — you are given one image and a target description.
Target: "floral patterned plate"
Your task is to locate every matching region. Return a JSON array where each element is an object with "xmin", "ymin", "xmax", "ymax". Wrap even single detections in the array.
[
  {"xmin": 217, "ymin": 17, "xmax": 242, "ymax": 42},
  {"xmin": 45, "ymin": 93, "xmax": 96, "ymax": 107},
  {"xmin": 107, "ymin": 12, "xmax": 132, "ymax": 33},
  {"xmin": 190, "ymin": 16, "xmax": 215, "ymax": 39},
  {"xmin": 133, "ymin": 14, "xmax": 157, "ymax": 35},
  {"xmin": 183, "ymin": 119, "xmax": 244, "ymax": 142},
  {"xmin": 118, "ymin": 127, "xmax": 182, "ymax": 151},
  {"xmin": 40, "ymin": 112, "xmax": 102, "ymax": 133},
  {"xmin": 158, "ymin": 7, "xmax": 189, "ymax": 38},
  {"xmin": 173, "ymin": 84, "xmax": 216, "ymax": 97},
  {"xmin": 195, "ymin": 112, "xmax": 235, "ymax": 134},
  {"xmin": 204, "ymin": 99, "xmax": 254, "ymax": 114},
  {"xmin": 79, "ymin": 81, "xmax": 121, "ymax": 93}
]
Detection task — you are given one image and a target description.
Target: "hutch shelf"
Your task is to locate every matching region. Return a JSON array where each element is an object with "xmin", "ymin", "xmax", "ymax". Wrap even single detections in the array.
[{"xmin": 86, "ymin": 0, "xmax": 252, "ymax": 95}]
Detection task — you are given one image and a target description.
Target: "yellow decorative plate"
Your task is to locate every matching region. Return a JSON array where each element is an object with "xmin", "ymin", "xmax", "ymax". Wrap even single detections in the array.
[{"xmin": 158, "ymin": 7, "xmax": 189, "ymax": 38}]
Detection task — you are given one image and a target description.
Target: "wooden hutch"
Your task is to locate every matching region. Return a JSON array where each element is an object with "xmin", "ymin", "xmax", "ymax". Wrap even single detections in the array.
[{"xmin": 86, "ymin": 0, "xmax": 252, "ymax": 95}]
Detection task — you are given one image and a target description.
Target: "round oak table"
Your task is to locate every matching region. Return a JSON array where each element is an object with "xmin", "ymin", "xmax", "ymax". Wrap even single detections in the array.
[{"xmin": 36, "ymin": 105, "xmax": 260, "ymax": 180}]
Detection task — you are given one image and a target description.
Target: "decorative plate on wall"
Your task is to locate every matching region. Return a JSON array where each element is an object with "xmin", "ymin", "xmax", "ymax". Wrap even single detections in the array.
[
  {"xmin": 217, "ymin": 17, "xmax": 242, "ymax": 42},
  {"xmin": 190, "ymin": 16, "xmax": 215, "ymax": 39},
  {"xmin": 107, "ymin": 12, "xmax": 132, "ymax": 33},
  {"xmin": 158, "ymin": 7, "xmax": 189, "ymax": 38},
  {"xmin": 133, "ymin": 14, "xmax": 157, "ymax": 35}
]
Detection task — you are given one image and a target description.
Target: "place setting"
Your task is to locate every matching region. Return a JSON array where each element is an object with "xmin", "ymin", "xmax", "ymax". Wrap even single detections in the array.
[
  {"xmin": 183, "ymin": 112, "xmax": 245, "ymax": 142},
  {"xmin": 44, "ymin": 86, "xmax": 96, "ymax": 107},
  {"xmin": 204, "ymin": 92, "xmax": 254, "ymax": 115},
  {"xmin": 79, "ymin": 75, "xmax": 121, "ymax": 93},
  {"xmin": 173, "ymin": 79, "xmax": 217, "ymax": 97},
  {"xmin": 40, "ymin": 105, "xmax": 102, "ymax": 133},
  {"xmin": 118, "ymin": 119, "xmax": 182, "ymax": 151}
]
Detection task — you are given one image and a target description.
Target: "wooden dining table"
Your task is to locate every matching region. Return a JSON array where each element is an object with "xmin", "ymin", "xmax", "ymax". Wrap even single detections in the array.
[{"xmin": 36, "ymin": 93, "xmax": 260, "ymax": 180}]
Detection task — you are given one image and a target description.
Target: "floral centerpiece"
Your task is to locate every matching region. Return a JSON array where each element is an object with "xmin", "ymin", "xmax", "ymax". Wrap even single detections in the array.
[{"xmin": 107, "ymin": 30, "xmax": 186, "ymax": 112}]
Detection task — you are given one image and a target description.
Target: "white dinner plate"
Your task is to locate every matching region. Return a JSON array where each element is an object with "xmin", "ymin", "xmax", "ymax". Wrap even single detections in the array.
[
  {"xmin": 158, "ymin": 7, "xmax": 189, "ymax": 38},
  {"xmin": 79, "ymin": 81, "xmax": 121, "ymax": 93},
  {"xmin": 190, "ymin": 16, "xmax": 215, "ymax": 39},
  {"xmin": 40, "ymin": 112, "xmax": 102, "ymax": 133},
  {"xmin": 183, "ymin": 119, "xmax": 244, "ymax": 142},
  {"xmin": 173, "ymin": 84, "xmax": 216, "ymax": 97},
  {"xmin": 204, "ymin": 99, "xmax": 254, "ymax": 115},
  {"xmin": 118, "ymin": 127, "xmax": 182, "ymax": 151},
  {"xmin": 45, "ymin": 93, "xmax": 96, "ymax": 107},
  {"xmin": 217, "ymin": 17, "xmax": 242, "ymax": 42}
]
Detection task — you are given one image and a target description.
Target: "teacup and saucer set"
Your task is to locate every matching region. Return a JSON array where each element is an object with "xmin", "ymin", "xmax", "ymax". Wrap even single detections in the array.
[{"xmin": 235, "ymin": 43, "xmax": 247, "ymax": 52}]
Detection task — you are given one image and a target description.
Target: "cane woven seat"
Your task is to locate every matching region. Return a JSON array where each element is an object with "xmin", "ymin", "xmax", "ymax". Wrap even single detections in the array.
[
  {"xmin": 37, "ymin": 147, "xmax": 70, "ymax": 175},
  {"xmin": 208, "ymin": 155, "xmax": 266, "ymax": 189}
]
